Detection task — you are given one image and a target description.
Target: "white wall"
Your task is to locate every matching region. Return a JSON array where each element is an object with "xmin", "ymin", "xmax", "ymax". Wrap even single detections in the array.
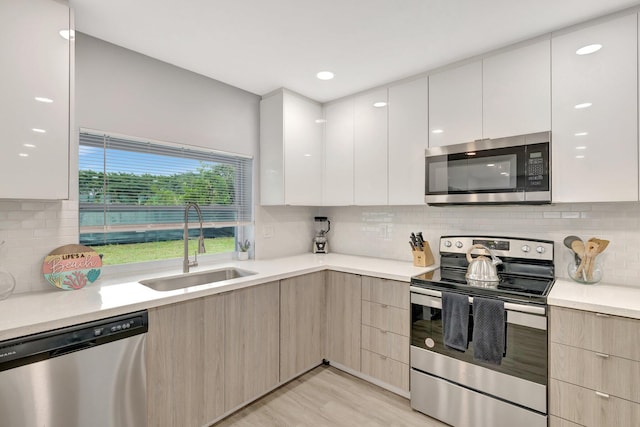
[
  {"xmin": 0, "ymin": 33, "xmax": 312, "ymax": 295},
  {"xmin": 321, "ymin": 203, "xmax": 640, "ymax": 287}
]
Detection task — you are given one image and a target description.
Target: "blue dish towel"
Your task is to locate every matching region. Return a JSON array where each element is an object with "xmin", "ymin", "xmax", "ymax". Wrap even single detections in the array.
[
  {"xmin": 472, "ymin": 296, "xmax": 506, "ymax": 365},
  {"xmin": 442, "ymin": 292, "xmax": 470, "ymax": 351}
]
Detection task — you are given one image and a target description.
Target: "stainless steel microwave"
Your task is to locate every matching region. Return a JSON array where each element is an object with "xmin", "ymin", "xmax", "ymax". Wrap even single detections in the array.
[{"xmin": 424, "ymin": 131, "xmax": 551, "ymax": 205}]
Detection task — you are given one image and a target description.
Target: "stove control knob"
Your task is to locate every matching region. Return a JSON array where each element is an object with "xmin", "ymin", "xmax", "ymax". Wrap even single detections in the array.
[
  {"xmin": 455, "ymin": 241, "xmax": 463, "ymax": 249},
  {"xmin": 444, "ymin": 240, "xmax": 452, "ymax": 248},
  {"xmin": 536, "ymin": 246, "xmax": 546, "ymax": 254},
  {"xmin": 521, "ymin": 245, "xmax": 531, "ymax": 253}
]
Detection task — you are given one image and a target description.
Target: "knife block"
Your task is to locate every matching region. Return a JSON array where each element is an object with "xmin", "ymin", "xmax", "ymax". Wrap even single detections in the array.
[{"xmin": 412, "ymin": 242, "xmax": 435, "ymax": 267}]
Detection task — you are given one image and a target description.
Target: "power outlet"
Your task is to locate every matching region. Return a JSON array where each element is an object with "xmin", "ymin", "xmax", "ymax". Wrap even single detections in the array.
[{"xmin": 263, "ymin": 225, "xmax": 274, "ymax": 239}]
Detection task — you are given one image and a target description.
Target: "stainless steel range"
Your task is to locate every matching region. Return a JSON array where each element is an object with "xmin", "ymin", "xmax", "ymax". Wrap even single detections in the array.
[{"xmin": 410, "ymin": 235, "xmax": 555, "ymax": 427}]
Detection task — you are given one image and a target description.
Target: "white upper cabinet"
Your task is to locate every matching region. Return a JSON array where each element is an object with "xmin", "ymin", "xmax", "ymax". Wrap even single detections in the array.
[
  {"xmin": 260, "ymin": 89, "xmax": 323, "ymax": 205},
  {"xmin": 428, "ymin": 61, "xmax": 482, "ymax": 147},
  {"xmin": 323, "ymin": 97, "xmax": 354, "ymax": 205},
  {"xmin": 0, "ymin": 0, "xmax": 70, "ymax": 199},
  {"xmin": 483, "ymin": 39, "xmax": 551, "ymax": 139},
  {"xmin": 388, "ymin": 77, "xmax": 428, "ymax": 205},
  {"xmin": 552, "ymin": 14, "xmax": 638, "ymax": 203},
  {"xmin": 354, "ymin": 88, "xmax": 388, "ymax": 205}
]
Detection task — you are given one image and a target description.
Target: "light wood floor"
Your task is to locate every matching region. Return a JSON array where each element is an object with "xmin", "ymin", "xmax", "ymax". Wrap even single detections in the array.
[{"xmin": 213, "ymin": 365, "xmax": 448, "ymax": 426}]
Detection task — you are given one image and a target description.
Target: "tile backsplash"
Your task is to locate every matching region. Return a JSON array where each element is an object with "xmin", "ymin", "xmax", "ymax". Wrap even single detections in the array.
[
  {"xmin": 321, "ymin": 202, "xmax": 640, "ymax": 287},
  {"xmin": 2, "ymin": 200, "xmax": 640, "ymax": 294},
  {"xmin": 0, "ymin": 200, "xmax": 79, "ymax": 294}
]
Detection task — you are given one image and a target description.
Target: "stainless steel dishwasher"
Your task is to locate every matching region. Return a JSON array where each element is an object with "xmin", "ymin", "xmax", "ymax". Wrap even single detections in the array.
[{"xmin": 0, "ymin": 310, "xmax": 148, "ymax": 427}]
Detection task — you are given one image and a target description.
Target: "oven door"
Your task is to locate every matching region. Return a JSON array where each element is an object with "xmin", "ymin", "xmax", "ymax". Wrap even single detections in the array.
[
  {"xmin": 410, "ymin": 288, "xmax": 547, "ymax": 414},
  {"xmin": 424, "ymin": 132, "xmax": 550, "ymax": 205}
]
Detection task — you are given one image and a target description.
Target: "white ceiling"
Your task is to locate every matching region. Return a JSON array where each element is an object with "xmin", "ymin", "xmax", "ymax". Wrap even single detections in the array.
[{"xmin": 70, "ymin": 0, "xmax": 640, "ymax": 103}]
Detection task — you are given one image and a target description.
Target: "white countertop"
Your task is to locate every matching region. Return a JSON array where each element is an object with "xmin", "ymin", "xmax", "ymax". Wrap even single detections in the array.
[
  {"xmin": 548, "ymin": 278, "xmax": 640, "ymax": 319},
  {"xmin": 0, "ymin": 253, "xmax": 435, "ymax": 341}
]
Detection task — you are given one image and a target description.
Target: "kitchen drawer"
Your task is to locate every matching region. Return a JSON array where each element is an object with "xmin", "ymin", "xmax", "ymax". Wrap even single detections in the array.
[
  {"xmin": 361, "ymin": 276, "xmax": 408, "ymax": 309},
  {"xmin": 550, "ymin": 307, "xmax": 640, "ymax": 361},
  {"xmin": 362, "ymin": 300, "xmax": 409, "ymax": 337},
  {"xmin": 361, "ymin": 325, "xmax": 409, "ymax": 363},
  {"xmin": 550, "ymin": 415, "xmax": 583, "ymax": 427},
  {"xmin": 550, "ymin": 342, "xmax": 640, "ymax": 403},
  {"xmin": 361, "ymin": 348, "xmax": 409, "ymax": 391},
  {"xmin": 550, "ymin": 379, "xmax": 640, "ymax": 427}
]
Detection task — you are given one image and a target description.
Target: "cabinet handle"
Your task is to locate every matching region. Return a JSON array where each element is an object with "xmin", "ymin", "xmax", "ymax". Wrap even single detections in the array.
[
  {"xmin": 595, "ymin": 352, "xmax": 610, "ymax": 359},
  {"xmin": 595, "ymin": 391, "xmax": 610, "ymax": 399},
  {"xmin": 595, "ymin": 313, "xmax": 610, "ymax": 318},
  {"xmin": 381, "ymin": 304, "xmax": 388, "ymax": 309},
  {"xmin": 380, "ymin": 329, "xmax": 388, "ymax": 334}
]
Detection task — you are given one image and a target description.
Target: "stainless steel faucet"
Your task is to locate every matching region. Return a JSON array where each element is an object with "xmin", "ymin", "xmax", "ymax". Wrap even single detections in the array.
[{"xmin": 183, "ymin": 202, "xmax": 206, "ymax": 273}]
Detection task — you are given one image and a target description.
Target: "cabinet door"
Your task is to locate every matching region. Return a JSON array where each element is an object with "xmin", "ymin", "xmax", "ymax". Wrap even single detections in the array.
[
  {"xmin": 224, "ymin": 281, "xmax": 280, "ymax": 411},
  {"xmin": 428, "ymin": 61, "xmax": 482, "ymax": 147},
  {"xmin": 325, "ymin": 271, "xmax": 361, "ymax": 371},
  {"xmin": 147, "ymin": 295, "xmax": 225, "ymax": 426},
  {"xmin": 259, "ymin": 92, "xmax": 285, "ymax": 205},
  {"xmin": 280, "ymin": 272, "xmax": 325, "ymax": 381},
  {"xmin": 283, "ymin": 91, "xmax": 323, "ymax": 205},
  {"xmin": 388, "ymin": 77, "xmax": 428, "ymax": 205},
  {"xmin": 483, "ymin": 39, "xmax": 551, "ymax": 138},
  {"xmin": 323, "ymin": 97, "xmax": 355, "ymax": 205},
  {"xmin": 0, "ymin": 0, "xmax": 69, "ymax": 199},
  {"xmin": 354, "ymin": 88, "xmax": 388, "ymax": 205},
  {"xmin": 552, "ymin": 14, "xmax": 638, "ymax": 202}
]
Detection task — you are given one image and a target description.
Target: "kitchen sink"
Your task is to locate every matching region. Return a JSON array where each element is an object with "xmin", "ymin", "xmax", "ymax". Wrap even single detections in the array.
[{"xmin": 139, "ymin": 267, "xmax": 257, "ymax": 292}]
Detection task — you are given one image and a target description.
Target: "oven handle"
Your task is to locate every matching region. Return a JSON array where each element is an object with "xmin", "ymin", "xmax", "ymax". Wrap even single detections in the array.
[{"xmin": 410, "ymin": 287, "xmax": 547, "ymax": 331}]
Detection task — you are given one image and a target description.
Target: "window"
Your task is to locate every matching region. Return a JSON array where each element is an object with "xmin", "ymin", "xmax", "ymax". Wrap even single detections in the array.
[{"xmin": 78, "ymin": 130, "xmax": 253, "ymax": 265}]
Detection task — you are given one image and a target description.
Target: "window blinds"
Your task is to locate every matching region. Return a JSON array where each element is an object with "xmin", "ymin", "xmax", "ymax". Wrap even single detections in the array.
[{"xmin": 79, "ymin": 131, "xmax": 253, "ymax": 236}]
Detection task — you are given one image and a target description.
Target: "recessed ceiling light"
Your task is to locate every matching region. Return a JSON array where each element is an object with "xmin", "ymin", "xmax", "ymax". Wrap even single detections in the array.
[
  {"xmin": 35, "ymin": 97, "xmax": 53, "ymax": 103},
  {"xmin": 315, "ymin": 119, "xmax": 327, "ymax": 124},
  {"xmin": 23, "ymin": 144, "xmax": 36, "ymax": 148},
  {"xmin": 574, "ymin": 132, "xmax": 588, "ymax": 136},
  {"xmin": 574, "ymin": 102, "xmax": 592, "ymax": 109},
  {"xmin": 19, "ymin": 153, "xmax": 29, "ymax": 157},
  {"xmin": 576, "ymin": 155, "xmax": 585, "ymax": 159},
  {"xmin": 575, "ymin": 146, "xmax": 587, "ymax": 150},
  {"xmin": 59, "ymin": 29, "xmax": 75, "ymax": 40},
  {"xmin": 576, "ymin": 44, "xmax": 602, "ymax": 55},
  {"xmin": 316, "ymin": 71, "xmax": 334, "ymax": 80},
  {"xmin": 303, "ymin": 154, "xmax": 312, "ymax": 157},
  {"xmin": 431, "ymin": 129, "xmax": 444, "ymax": 134},
  {"xmin": 373, "ymin": 101, "xmax": 387, "ymax": 108},
  {"xmin": 32, "ymin": 128, "xmax": 46, "ymax": 133}
]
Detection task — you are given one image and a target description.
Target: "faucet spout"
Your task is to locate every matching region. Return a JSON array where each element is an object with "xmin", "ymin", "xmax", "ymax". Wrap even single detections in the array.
[{"xmin": 184, "ymin": 202, "xmax": 206, "ymax": 273}]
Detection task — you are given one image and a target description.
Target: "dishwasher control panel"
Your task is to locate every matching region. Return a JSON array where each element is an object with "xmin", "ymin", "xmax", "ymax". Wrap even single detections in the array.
[{"xmin": 0, "ymin": 310, "xmax": 148, "ymax": 372}]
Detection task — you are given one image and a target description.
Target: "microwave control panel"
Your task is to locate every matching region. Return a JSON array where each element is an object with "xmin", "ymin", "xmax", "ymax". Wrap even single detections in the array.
[{"xmin": 525, "ymin": 143, "xmax": 549, "ymax": 190}]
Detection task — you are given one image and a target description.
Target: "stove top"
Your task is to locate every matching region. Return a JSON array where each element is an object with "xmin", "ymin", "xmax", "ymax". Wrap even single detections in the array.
[{"xmin": 410, "ymin": 235, "xmax": 555, "ymax": 305}]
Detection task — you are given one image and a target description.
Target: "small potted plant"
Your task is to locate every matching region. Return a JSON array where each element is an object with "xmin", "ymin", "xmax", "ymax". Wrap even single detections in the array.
[{"xmin": 237, "ymin": 239, "xmax": 251, "ymax": 260}]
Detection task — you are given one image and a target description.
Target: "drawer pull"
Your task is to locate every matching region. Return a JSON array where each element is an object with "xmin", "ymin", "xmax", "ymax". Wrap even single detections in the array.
[
  {"xmin": 595, "ymin": 352, "xmax": 610, "ymax": 359},
  {"xmin": 595, "ymin": 313, "xmax": 610, "ymax": 318},
  {"xmin": 595, "ymin": 391, "xmax": 610, "ymax": 399}
]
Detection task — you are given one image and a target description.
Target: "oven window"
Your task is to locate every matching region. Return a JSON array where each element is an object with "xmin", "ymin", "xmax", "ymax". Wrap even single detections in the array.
[
  {"xmin": 410, "ymin": 303, "xmax": 547, "ymax": 385},
  {"xmin": 428, "ymin": 154, "xmax": 517, "ymax": 193}
]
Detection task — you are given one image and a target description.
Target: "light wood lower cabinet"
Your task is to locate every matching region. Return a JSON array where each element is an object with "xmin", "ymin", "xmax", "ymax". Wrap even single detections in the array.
[
  {"xmin": 224, "ymin": 281, "xmax": 280, "ymax": 412},
  {"xmin": 147, "ymin": 294, "xmax": 224, "ymax": 427},
  {"xmin": 280, "ymin": 272, "xmax": 326, "ymax": 382},
  {"xmin": 361, "ymin": 348, "xmax": 410, "ymax": 391},
  {"xmin": 325, "ymin": 271, "xmax": 362, "ymax": 371},
  {"xmin": 549, "ymin": 306, "xmax": 640, "ymax": 427},
  {"xmin": 360, "ymin": 276, "xmax": 410, "ymax": 391}
]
